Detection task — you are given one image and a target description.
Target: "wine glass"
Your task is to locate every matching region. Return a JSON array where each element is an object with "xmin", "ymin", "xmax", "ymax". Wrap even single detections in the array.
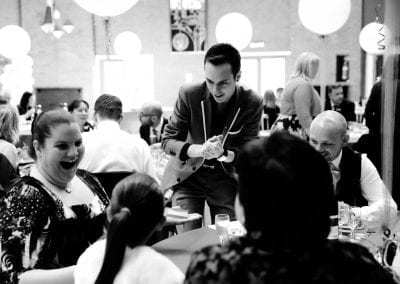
[{"xmin": 215, "ymin": 214, "xmax": 230, "ymax": 245}]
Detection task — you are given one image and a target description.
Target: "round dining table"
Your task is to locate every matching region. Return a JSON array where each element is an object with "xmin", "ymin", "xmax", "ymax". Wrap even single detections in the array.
[{"xmin": 152, "ymin": 227, "xmax": 219, "ymax": 273}]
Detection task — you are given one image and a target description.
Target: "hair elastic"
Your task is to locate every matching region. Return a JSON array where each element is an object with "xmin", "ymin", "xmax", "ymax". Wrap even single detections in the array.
[{"xmin": 120, "ymin": 207, "xmax": 131, "ymax": 217}]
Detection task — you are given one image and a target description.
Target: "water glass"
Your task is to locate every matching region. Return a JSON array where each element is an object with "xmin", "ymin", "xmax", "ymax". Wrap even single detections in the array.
[{"xmin": 215, "ymin": 214, "xmax": 230, "ymax": 245}]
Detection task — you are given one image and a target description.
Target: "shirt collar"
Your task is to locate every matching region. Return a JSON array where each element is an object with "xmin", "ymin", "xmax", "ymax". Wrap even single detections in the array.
[
  {"xmin": 330, "ymin": 150, "xmax": 342, "ymax": 168},
  {"xmin": 96, "ymin": 120, "xmax": 120, "ymax": 130}
]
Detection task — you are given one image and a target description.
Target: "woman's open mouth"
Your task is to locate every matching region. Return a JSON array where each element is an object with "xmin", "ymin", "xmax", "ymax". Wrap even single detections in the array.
[{"xmin": 60, "ymin": 161, "xmax": 77, "ymax": 170}]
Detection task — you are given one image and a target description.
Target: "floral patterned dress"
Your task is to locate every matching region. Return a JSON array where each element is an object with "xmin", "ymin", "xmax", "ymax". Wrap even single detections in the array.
[
  {"xmin": 185, "ymin": 236, "xmax": 398, "ymax": 284},
  {"xmin": 0, "ymin": 169, "xmax": 109, "ymax": 284}
]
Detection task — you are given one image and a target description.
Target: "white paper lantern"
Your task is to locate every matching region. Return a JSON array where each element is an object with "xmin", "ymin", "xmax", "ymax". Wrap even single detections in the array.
[
  {"xmin": 12, "ymin": 55, "xmax": 33, "ymax": 67},
  {"xmin": 0, "ymin": 25, "xmax": 31, "ymax": 59},
  {"xmin": 215, "ymin": 13, "xmax": 253, "ymax": 51},
  {"xmin": 359, "ymin": 22, "xmax": 388, "ymax": 55},
  {"xmin": 298, "ymin": 0, "xmax": 351, "ymax": 36},
  {"xmin": 114, "ymin": 31, "xmax": 142, "ymax": 59},
  {"xmin": 74, "ymin": 0, "xmax": 139, "ymax": 17}
]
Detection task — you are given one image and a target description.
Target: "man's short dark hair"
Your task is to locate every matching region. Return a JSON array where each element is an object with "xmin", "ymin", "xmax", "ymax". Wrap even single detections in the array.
[
  {"xmin": 328, "ymin": 84, "xmax": 343, "ymax": 94},
  {"xmin": 94, "ymin": 94, "xmax": 123, "ymax": 121},
  {"xmin": 204, "ymin": 43, "xmax": 241, "ymax": 77}
]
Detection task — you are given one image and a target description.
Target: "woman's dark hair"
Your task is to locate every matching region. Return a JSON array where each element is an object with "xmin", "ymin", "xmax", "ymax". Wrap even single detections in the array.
[
  {"xmin": 95, "ymin": 173, "xmax": 165, "ymax": 284},
  {"xmin": 204, "ymin": 43, "xmax": 241, "ymax": 77},
  {"xmin": 68, "ymin": 99, "xmax": 90, "ymax": 113},
  {"xmin": 29, "ymin": 108, "xmax": 75, "ymax": 160},
  {"xmin": 18, "ymin": 91, "xmax": 33, "ymax": 115},
  {"xmin": 236, "ymin": 131, "xmax": 335, "ymax": 249}
]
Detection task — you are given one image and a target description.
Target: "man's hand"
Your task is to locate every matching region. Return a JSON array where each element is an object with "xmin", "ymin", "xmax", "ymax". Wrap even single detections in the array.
[
  {"xmin": 202, "ymin": 135, "xmax": 224, "ymax": 159},
  {"xmin": 187, "ymin": 135, "xmax": 224, "ymax": 159}
]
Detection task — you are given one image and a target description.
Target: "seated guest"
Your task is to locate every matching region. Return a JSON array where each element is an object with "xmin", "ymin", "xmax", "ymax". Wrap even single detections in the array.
[
  {"xmin": 139, "ymin": 101, "xmax": 168, "ymax": 145},
  {"xmin": 17, "ymin": 91, "xmax": 36, "ymax": 120},
  {"xmin": 185, "ymin": 131, "xmax": 397, "ymax": 284},
  {"xmin": 0, "ymin": 109, "xmax": 109, "ymax": 284},
  {"xmin": 309, "ymin": 110, "xmax": 397, "ymax": 226},
  {"xmin": 325, "ymin": 85, "xmax": 356, "ymax": 122},
  {"xmin": 75, "ymin": 173, "xmax": 184, "ymax": 284},
  {"xmin": 262, "ymin": 89, "xmax": 280, "ymax": 129},
  {"xmin": 0, "ymin": 104, "xmax": 20, "ymax": 171},
  {"xmin": 78, "ymin": 94, "xmax": 158, "ymax": 182},
  {"xmin": 68, "ymin": 99, "xmax": 94, "ymax": 132}
]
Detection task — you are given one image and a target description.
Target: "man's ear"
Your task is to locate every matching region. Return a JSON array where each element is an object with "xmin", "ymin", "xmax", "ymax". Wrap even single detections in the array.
[
  {"xmin": 343, "ymin": 133, "xmax": 350, "ymax": 146},
  {"xmin": 33, "ymin": 140, "xmax": 41, "ymax": 158},
  {"xmin": 235, "ymin": 70, "xmax": 242, "ymax": 82}
]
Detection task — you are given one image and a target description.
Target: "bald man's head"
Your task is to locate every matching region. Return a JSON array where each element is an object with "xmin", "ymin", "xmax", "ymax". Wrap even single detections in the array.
[
  {"xmin": 309, "ymin": 111, "xmax": 349, "ymax": 162},
  {"xmin": 139, "ymin": 101, "xmax": 163, "ymax": 127}
]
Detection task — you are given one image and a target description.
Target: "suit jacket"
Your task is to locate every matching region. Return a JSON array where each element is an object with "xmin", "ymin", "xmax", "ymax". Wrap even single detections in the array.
[
  {"xmin": 325, "ymin": 99, "xmax": 356, "ymax": 122},
  {"xmin": 161, "ymin": 82, "xmax": 263, "ymax": 190},
  {"xmin": 139, "ymin": 117, "xmax": 168, "ymax": 145}
]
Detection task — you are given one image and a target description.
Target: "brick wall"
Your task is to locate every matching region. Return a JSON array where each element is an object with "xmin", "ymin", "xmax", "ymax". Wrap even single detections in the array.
[{"xmin": 0, "ymin": 0, "xmax": 362, "ymax": 132}]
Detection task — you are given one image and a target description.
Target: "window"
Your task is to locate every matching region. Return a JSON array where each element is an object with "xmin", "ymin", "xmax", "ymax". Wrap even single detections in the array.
[{"xmin": 95, "ymin": 55, "xmax": 154, "ymax": 111}]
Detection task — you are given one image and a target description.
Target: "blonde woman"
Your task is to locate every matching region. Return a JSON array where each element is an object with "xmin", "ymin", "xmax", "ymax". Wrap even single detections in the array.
[
  {"xmin": 273, "ymin": 52, "xmax": 321, "ymax": 138},
  {"xmin": 0, "ymin": 104, "xmax": 20, "ymax": 170}
]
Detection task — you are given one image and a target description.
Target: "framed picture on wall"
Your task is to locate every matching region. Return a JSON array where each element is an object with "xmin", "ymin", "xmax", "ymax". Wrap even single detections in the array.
[{"xmin": 170, "ymin": 0, "xmax": 206, "ymax": 52}]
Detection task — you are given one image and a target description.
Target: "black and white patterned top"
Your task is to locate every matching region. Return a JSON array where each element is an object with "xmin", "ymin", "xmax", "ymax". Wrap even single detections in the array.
[
  {"xmin": 0, "ymin": 169, "xmax": 109, "ymax": 284},
  {"xmin": 185, "ymin": 236, "xmax": 399, "ymax": 284}
]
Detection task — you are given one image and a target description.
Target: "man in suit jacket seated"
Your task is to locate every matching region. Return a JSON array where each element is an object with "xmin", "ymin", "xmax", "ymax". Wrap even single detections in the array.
[
  {"xmin": 325, "ymin": 84, "xmax": 356, "ymax": 122},
  {"xmin": 139, "ymin": 101, "xmax": 168, "ymax": 145},
  {"xmin": 309, "ymin": 110, "xmax": 397, "ymax": 228}
]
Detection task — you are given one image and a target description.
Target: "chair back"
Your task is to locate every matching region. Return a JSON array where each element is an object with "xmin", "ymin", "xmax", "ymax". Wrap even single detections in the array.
[
  {"xmin": 0, "ymin": 153, "xmax": 19, "ymax": 196},
  {"xmin": 93, "ymin": 171, "xmax": 134, "ymax": 198}
]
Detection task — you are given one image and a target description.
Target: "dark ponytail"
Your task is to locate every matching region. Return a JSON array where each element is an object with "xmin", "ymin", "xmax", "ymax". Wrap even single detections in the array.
[
  {"xmin": 95, "ymin": 209, "xmax": 131, "ymax": 284},
  {"xmin": 95, "ymin": 173, "xmax": 164, "ymax": 284}
]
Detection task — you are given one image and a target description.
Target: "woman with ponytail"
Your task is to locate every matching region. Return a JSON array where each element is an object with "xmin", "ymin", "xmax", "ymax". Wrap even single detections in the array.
[{"xmin": 74, "ymin": 173, "xmax": 184, "ymax": 284}]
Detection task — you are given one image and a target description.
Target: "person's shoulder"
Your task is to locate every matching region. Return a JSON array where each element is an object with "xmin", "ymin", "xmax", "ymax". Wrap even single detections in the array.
[
  {"xmin": 180, "ymin": 81, "xmax": 206, "ymax": 93},
  {"xmin": 237, "ymin": 84, "xmax": 263, "ymax": 105}
]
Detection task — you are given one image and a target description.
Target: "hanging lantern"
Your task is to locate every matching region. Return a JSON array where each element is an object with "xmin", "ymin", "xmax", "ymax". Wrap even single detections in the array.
[
  {"xmin": 215, "ymin": 12, "xmax": 253, "ymax": 51},
  {"xmin": 359, "ymin": 22, "xmax": 388, "ymax": 55},
  {"xmin": 0, "ymin": 25, "xmax": 31, "ymax": 60},
  {"xmin": 114, "ymin": 31, "xmax": 142, "ymax": 59},
  {"xmin": 298, "ymin": 0, "xmax": 351, "ymax": 36},
  {"xmin": 74, "ymin": 0, "xmax": 139, "ymax": 17}
]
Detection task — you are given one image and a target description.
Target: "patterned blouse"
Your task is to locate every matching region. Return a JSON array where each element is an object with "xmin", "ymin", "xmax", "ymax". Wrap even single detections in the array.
[
  {"xmin": 0, "ymin": 169, "xmax": 109, "ymax": 284},
  {"xmin": 185, "ymin": 236, "xmax": 399, "ymax": 284}
]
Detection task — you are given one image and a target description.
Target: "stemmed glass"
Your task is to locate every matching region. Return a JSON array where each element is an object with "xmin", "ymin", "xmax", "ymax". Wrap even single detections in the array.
[{"xmin": 215, "ymin": 214, "xmax": 230, "ymax": 245}]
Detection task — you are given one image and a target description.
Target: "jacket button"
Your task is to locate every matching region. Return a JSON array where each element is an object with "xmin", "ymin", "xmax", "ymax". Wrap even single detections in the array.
[
  {"xmin": 192, "ymin": 167, "xmax": 196, "ymax": 171},
  {"xmin": 177, "ymin": 178, "xmax": 181, "ymax": 182}
]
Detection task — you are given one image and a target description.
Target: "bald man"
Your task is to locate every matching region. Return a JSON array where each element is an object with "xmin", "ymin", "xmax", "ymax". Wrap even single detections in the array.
[
  {"xmin": 139, "ymin": 101, "xmax": 169, "ymax": 145},
  {"xmin": 309, "ymin": 110, "xmax": 397, "ymax": 226}
]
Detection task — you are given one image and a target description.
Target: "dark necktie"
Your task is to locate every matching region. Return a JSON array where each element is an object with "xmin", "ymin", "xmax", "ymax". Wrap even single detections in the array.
[
  {"xmin": 152, "ymin": 128, "xmax": 159, "ymax": 143},
  {"xmin": 329, "ymin": 162, "xmax": 341, "ymax": 193}
]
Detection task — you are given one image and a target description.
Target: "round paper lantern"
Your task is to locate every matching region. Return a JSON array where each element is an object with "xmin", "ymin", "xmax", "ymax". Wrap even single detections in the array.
[
  {"xmin": 359, "ymin": 22, "xmax": 388, "ymax": 55},
  {"xmin": 0, "ymin": 25, "xmax": 31, "ymax": 59},
  {"xmin": 215, "ymin": 13, "xmax": 253, "ymax": 51},
  {"xmin": 298, "ymin": 0, "xmax": 351, "ymax": 36},
  {"xmin": 74, "ymin": 0, "xmax": 139, "ymax": 17},
  {"xmin": 114, "ymin": 31, "xmax": 142, "ymax": 59}
]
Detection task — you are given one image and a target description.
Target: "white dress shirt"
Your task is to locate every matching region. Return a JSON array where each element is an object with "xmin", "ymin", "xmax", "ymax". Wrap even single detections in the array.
[
  {"xmin": 78, "ymin": 120, "xmax": 159, "ymax": 184},
  {"xmin": 332, "ymin": 150, "xmax": 398, "ymax": 226}
]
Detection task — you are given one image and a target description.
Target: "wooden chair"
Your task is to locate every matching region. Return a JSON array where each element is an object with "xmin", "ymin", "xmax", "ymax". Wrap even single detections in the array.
[{"xmin": 93, "ymin": 171, "xmax": 134, "ymax": 198}]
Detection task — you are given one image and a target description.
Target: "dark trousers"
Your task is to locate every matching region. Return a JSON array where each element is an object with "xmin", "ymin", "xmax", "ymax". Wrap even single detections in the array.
[{"xmin": 172, "ymin": 165, "xmax": 237, "ymax": 231}]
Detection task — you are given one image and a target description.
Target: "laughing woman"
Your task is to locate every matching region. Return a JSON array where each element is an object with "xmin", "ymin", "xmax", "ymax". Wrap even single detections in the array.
[{"xmin": 0, "ymin": 109, "xmax": 109, "ymax": 284}]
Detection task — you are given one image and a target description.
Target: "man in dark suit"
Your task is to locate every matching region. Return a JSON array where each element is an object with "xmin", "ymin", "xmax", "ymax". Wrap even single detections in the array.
[
  {"xmin": 139, "ymin": 101, "xmax": 168, "ymax": 145},
  {"xmin": 162, "ymin": 43, "xmax": 263, "ymax": 230},
  {"xmin": 325, "ymin": 84, "xmax": 356, "ymax": 122}
]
